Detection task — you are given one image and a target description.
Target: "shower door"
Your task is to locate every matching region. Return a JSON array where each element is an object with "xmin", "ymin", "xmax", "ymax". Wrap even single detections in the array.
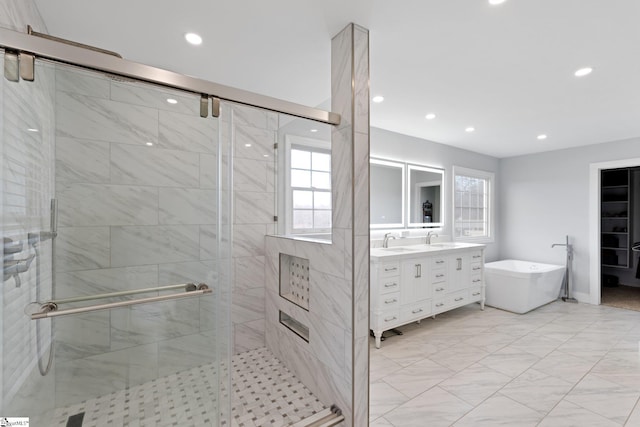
[{"xmin": 1, "ymin": 53, "xmax": 231, "ymax": 426}]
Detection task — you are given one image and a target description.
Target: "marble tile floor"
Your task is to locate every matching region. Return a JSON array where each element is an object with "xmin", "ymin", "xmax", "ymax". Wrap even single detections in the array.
[
  {"xmin": 34, "ymin": 347, "xmax": 325, "ymax": 427},
  {"xmin": 370, "ymin": 301, "xmax": 640, "ymax": 427}
]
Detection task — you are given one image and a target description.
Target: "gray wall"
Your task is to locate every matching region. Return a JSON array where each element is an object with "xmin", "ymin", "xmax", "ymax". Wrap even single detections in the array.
[
  {"xmin": 371, "ymin": 127, "xmax": 501, "ymax": 261},
  {"xmin": 499, "ymin": 137, "xmax": 640, "ymax": 299}
]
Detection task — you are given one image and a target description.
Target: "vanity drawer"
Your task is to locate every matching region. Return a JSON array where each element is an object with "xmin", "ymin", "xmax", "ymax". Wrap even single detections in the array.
[
  {"xmin": 431, "ymin": 257, "xmax": 447, "ymax": 269},
  {"xmin": 469, "ymin": 286, "xmax": 483, "ymax": 301},
  {"xmin": 380, "ymin": 278, "xmax": 400, "ymax": 295},
  {"xmin": 401, "ymin": 300, "xmax": 431, "ymax": 322},
  {"xmin": 378, "ymin": 310, "xmax": 401, "ymax": 328},
  {"xmin": 470, "ymin": 275, "xmax": 483, "ymax": 287},
  {"xmin": 446, "ymin": 289, "xmax": 469, "ymax": 307},
  {"xmin": 470, "ymin": 262, "xmax": 483, "ymax": 275},
  {"xmin": 431, "ymin": 269, "xmax": 447, "ymax": 284},
  {"xmin": 433, "ymin": 283, "xmax": 448, "ymax": 296},
  {"xmin": 380, "ymin": 262, "xmax": 400, "ymax": 277},
  {"xmin": 380, "ymin": 292, "xmax": 401, "ymax": 310},
  {"xmin": 433, "ymin": 298, "xmax": 446, "ymax": 313},
  {"xmin": 470, "ymin": 251, "xmax": 484, "ymax": 262}
]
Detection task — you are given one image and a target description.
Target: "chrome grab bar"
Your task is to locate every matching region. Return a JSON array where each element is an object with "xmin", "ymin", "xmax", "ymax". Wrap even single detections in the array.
[
  {"xmin": 31, "ymin": 283, "xmax": 210, "ymax": 320},
  {"xmin": 50, "ymin": 283, "xmax": 198, "ymax": 305}
]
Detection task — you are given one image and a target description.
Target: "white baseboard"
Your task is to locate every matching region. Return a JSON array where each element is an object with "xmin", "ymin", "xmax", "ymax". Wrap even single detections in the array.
[{"xmin": 571, "ymin": 291, "xmax": 591, "ymax": 304}]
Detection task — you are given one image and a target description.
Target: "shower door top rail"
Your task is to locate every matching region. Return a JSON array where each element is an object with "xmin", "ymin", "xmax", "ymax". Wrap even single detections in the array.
[
  {"xmin": 0, "ymin": 26, "xmax": 340, "ymax": 125},
  {"xmin": 31, "ymin": 283, "xmax": 212, "ymax": 320}
]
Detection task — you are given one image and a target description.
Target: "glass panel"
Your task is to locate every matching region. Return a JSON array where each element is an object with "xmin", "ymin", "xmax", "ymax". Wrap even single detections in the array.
[
  {"xmin": 312, "ymin": 152, "xmax": 331, "ymax": 171},
  {"xmin": 312, "ymin": 171, "xmax": 331, "ymax": 189},
  {"xmin": 293, "ymin": 210, "xmax": 313, "ymax": 229},
  {"xmin": 291, "ymin": 149, "xmax": 311, "ymax": 169},
  {"xmin": 276, "ymin": 114, "xmax": 332, "ymax": 239},
  {"xmin": 0, "ymin": 56, "xmax": 230, "ymax": 424},
  {"xmin": 408, "ymin": 164, "xmax": 444, "ymax": 227},
  {"xmin": 314, "ymin": 210, "xmax": 331, "ymax": 229},
  {"xmin": 314, "ymin": 192, "xmax": 331, "ymax": 209},
  {"xmin": 291, "ymin": 169, "xmax": 311, "ymax": 188},
  {"xmin": 293, "ymin": 190, "xmax": 313, "ymax": 209}
]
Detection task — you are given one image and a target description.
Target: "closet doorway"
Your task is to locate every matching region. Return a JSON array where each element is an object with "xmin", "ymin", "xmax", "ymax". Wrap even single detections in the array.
[{"xmin": 590, "ymin": 159, "xmax": 640, "ymax": 309}]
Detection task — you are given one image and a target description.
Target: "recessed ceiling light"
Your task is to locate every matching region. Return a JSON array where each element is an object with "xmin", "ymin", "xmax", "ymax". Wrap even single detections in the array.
[
  {"xmin": 537, "ymin": 134, "xmax": 548, "ymax": 140},
  {"xmin": 488, "ymin": 0, "xmax": 507, "ymax": 5},
  {"xmin": 146, "ymin": 142, "xmax": 153, "ymax": 146},
  {"xmin": 27, "ymin": 128, "xmax": 39, "ymax": 132},
  {"xmin": 263, "ymin": 154, "xmax": 269, "ymax": 158},
  {"xmin": 465, "ymin": 127, "xmax": 475, "ymax": 133},
  {"xmin": 185, "ymin": 33, "xmax": 203, "ymax": 45},
  {"xmin": 166, "ymin": 98, "xmax": 178, "ymax": 104},
  {"xmin": 425, "ymin": 113, "xmax": 436, "ymax": 120},
  {"xmin": 372, "ymin": 95, "xmax": 384, "ymax": 103},
  {"xmin": 574, "ymin": 67, "xmax": 593, "ymax": 77},
  {"xmin": 310, "ymin": 129, "xmax": 318, "ymax": 133},
  {"xmin": 244, "ymin": 143, "xmax": 252, "ymax": 148}
]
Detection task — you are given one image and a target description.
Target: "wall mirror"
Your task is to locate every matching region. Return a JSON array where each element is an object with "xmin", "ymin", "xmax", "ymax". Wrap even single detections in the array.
[
  {"xmin": 407, "ymin": 164, "xmax": 444, "ymax": 228},
  {"xmin": 370, "ymin": 159, "xmax": 405, "ymax": 228}
]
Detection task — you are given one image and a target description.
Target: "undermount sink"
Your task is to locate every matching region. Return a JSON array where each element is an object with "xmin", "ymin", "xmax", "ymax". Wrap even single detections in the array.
[
  {"xmin": 428, "ymin": 242, "xmax": 463, "ymax": 248},
  {"xmin": 380, "ymin": 247, "xmax": 419, "ymax": 252}
]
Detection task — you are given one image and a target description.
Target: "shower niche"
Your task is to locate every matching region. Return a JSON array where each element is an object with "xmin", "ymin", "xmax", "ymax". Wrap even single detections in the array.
[{"xmin": 279, "ymin": 253, "xmax": 310, "ymax": 310}]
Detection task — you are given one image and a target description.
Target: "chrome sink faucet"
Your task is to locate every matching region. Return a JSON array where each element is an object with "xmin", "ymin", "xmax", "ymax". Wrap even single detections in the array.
[
  {"xmin": 426, "ymin": 231, "xmax": 438, "ymax": 245},
  {"xmin": 383, "ymin": 232, "xmax": 398, "ymax": 248}
]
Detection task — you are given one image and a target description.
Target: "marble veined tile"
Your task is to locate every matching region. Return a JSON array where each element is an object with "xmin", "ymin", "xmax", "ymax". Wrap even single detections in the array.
[
  {"xmin": 537, "ymin": 400, "xmax": 620, "ymax": 427},
  {"xmin": 477, "ymin": 346, "xmax": 540, "ymax": 378},
  {"xmin": 54, "ymin": 311, "xmax": 111, "ymax": 361},
  {"xmin": 498, "ymin": 368, "xmax": 574, "ymax": 413},
  {"xmin": 55, "ymin": 226, "xmax": 110, "ymax": 273},
  {"xmin": 110, "ymin": 299, "xmax": 200, "ymax": 350},
  {"xmin": 56, "ymin": 265, "xmax": 159, "ymax": 301},
  {"xmin": 158, "ymin": 260, "xmax": 217, "ymax": 286},
  {"xmin": 158, "ymin": 332, "xmax": 216, "ymax": 376},
  {"xmin": 234, "ymin": 191, "xmax": 275, "ymax": 225},
  {"xmin": 159, "ymin": 188, "xmax": 217, "ymax": 225},
  {"xmin": 234, "ymin": 256, "xmax": 265, "ymax": 290},
  {"xmin": 234, "ymin": 319, "xmax": 266, "ymax": 354},
  {"xmin": 55, "ymin": 343, "xmax": 158, "ymax": 407},
  {"xmin": 159, "ymin": 110, "xmax": 217, "ymax": 154},
  {"xmin": 56, "ymin": 67, "xmax": 110, "ymax": 98},
  {"xmin": 370, "ymin": 351, "xmax": 403, "ymax": 383},
  {"xmin": 382, "ymin": 358, "xmax": 456, "ymax": 399},
  {"xmin": 56, "ymin": 183, "xmax": 158, "ymax": 226},
  {"xmin": 234, "ymin": 158, "xmax": 273, "ymax": 193},
  {"xmin": 56, "ymin": 91, "xmax": 158, "ymax": 145},
  {"xmin": 384, "ymin": 386, "xmax": 472, "ymax": 427},
  {"xmin": 564, "ymin": 373, "xmax": 640, "ymax": 424},
  {"xmin": 200, "ymin": 153, "xmax": 218, "ymax": 189},
  {"xmin": 55, "ymin": 137, "xmax": 110, "ymax": 184},
  {"xmin": 110, "ymin": 225, "xmax": 200, "ymax": 267},
  {"xmin": 370, "ymin": 381, "xmax": 410, "ymax": 421},
  {"xmin": 199, "ymin": 225, "xmax": 219, "ymax": 261},
  {"xmin": 233, "ymin": 124, "xmax": 275, "ymax": 160},
  {"xmin": 110, "ymin": 81, "xmax": 200, "ymax": 115},
  {"xmin": 532, "ymin": 349, "xmax": 598, "ymax": 385},
  {"xmin": 453, "ymin": 395, "xmax": 543, "ymax": 426},
  {"xmin": 110, "ymin": 143, "xmax": 200, "ymax": 187},
  {"xmin": 439, "ymin": 363, "xmax": 512, "ymax": 406},
  {"xmin": 370, "ymin": 418, "xmax": 395, "ymax": 427}
]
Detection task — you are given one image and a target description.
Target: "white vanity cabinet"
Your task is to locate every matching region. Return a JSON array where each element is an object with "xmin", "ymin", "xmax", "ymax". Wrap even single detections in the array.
[{"xmin": 371, "ymin": 243, "xmax": 485, "ymax": 348}]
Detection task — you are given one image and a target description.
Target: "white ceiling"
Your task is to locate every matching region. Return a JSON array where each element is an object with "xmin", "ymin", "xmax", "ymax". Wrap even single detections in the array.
[{"xmin": 33, "ymin": 0, "xmax": 640, "ymax": 158}]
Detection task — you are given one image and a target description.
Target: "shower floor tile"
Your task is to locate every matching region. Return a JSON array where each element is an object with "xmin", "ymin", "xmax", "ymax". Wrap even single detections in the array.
[{"xmin": 35, "ymin": 347, "xmax": 324, "ymax": 427}]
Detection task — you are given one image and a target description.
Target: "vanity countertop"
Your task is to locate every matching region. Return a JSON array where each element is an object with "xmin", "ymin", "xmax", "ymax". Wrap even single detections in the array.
[{"xmin": 370, "ymin": 242, "xmax": 485, "ymax": 260}]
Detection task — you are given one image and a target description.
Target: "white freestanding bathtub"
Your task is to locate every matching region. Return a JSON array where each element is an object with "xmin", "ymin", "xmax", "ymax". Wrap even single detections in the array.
[{"xmin": 484, "ymin": 260, "xmax": 565, "ymax": 314}]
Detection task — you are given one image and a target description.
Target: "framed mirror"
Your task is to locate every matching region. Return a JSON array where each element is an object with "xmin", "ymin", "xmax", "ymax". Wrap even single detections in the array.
[
  {"xmin": 370, "ymin": 158, "xmax": 405, "ymax": 228},
  {"xmin": 407, "ymin": 164, "xmax": 444, "ymax": 228}
]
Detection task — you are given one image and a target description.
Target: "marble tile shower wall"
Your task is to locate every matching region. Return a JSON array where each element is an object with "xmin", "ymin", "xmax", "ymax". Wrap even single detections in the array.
[
  {"xmin": 264, "ymin": 23, "xmax": 370, "ymax": 427},
  {"xmin": 1, "ymin": 2, "xmax": 55, "ymax": 414},
  {"xmin": 52, "ymin": 67, "xmax": 222, "ymax": 407}
]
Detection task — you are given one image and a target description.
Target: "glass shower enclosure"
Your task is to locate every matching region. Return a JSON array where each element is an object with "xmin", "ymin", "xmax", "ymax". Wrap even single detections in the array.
[{"xmin": 1, "ymin": 50, "xmax": 232, "ymax": 426}]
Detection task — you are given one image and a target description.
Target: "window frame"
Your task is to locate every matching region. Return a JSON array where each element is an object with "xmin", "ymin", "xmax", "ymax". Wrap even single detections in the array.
[
  {"xmin": 284, "ymin": 135, "xmax": 332, "ymax": 235},
  {"xmin": 452, "ymin": 166, "xmax": 495, "ymax": 243}
]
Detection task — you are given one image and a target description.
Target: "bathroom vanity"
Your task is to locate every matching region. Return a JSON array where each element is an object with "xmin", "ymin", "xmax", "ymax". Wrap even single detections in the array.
[{"xmin": 370, "ymin": 242, "xmax": 485, "ymax": 348}]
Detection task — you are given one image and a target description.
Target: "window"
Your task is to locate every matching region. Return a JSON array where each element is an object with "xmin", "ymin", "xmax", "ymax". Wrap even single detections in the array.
[
  {"xmin": 286, "ymin": 139, "xmax": 331, "ymax": 233},
  {"xmin": 453, "ymin": 166, "xmax": 494, "ymax": 242}
]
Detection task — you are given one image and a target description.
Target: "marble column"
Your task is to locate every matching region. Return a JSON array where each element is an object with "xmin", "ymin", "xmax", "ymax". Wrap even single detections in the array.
[{"xmin": 331, "ymin": 23, "xmax": 370, "ymax": 427}]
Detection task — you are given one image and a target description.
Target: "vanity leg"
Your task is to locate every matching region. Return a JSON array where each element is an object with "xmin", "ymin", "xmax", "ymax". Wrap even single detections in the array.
[
  {"xmin": 374, "ymin": 331, "xmax": 382, "ymax": 349},
  {"xmin": 481, "ymin": 299, "xmax": 485, "ymax": 310},
  {"xmin": 416, "ymin": 319, "xmax": 421, "ymax": 324}
]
